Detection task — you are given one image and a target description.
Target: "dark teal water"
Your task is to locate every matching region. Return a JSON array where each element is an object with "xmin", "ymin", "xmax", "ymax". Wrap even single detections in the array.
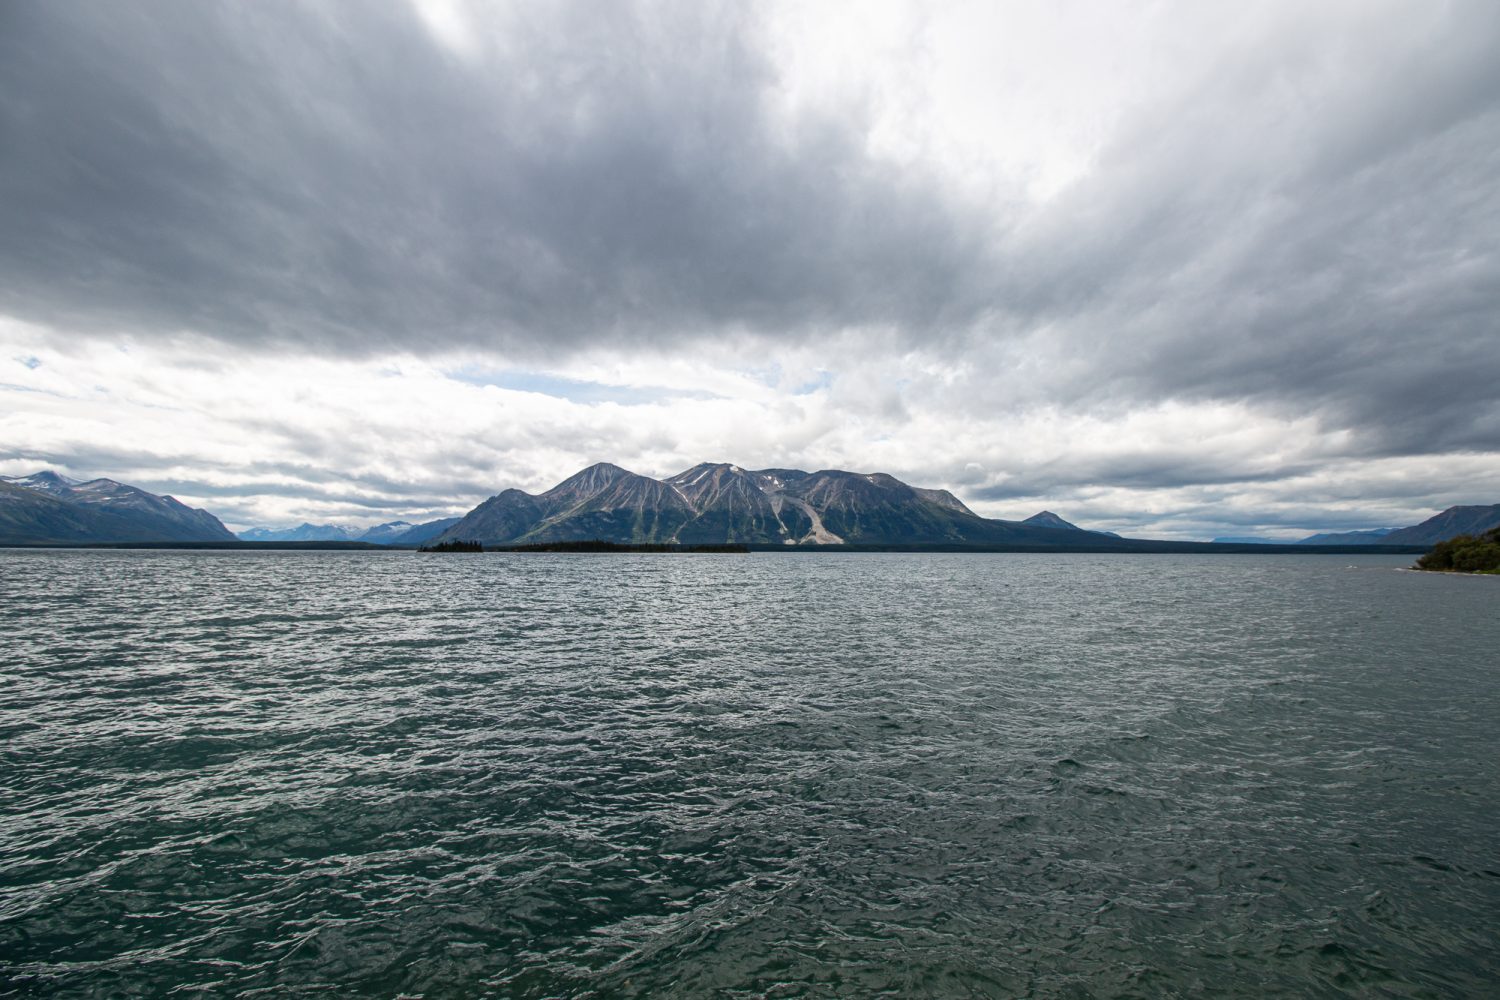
[{"xmin": 1, "ymin": 551, "xmax": 1497, "ymax": 997}]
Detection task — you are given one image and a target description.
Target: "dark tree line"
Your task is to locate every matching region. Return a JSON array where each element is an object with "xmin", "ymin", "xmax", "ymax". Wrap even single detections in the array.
[
  {"xmin": 1415, "ymin": 528, "xmax": 1500, "ymax": 573},
  {"xmin": 499, "ymin": 539, "xmax": 749, "ymax": 553},
  {"xmin": 418, "ymin": 538, "xmax": 750, "ymax": 553}
]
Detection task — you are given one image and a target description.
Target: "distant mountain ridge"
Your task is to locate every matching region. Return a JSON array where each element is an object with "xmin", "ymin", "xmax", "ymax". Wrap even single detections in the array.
[
  {"xmin": 1381, "ymin": 505, "xmax": 1500, "ymax": 546},
  {"xmin": 1296, "ymin": 528, "xmax": 1396, "ymax": 545},
  {"xmin": 359, "ymin": 521, "xmax": 418, "ymax": 545},
  {"xmin": 436, "ymin": 462, "xmax": 1119, "ymax": 548},
  {"xmin": 388, "ymin": 518, "xmax": 461, "ymax": 546},
  {"xmin": 237, "ymin": 517, "xmax": 461, "ymax": 545},
  {"xmin": 239, "ymin": 523, "xmax": 363, "ymax": 543},
  {"xmin": 0, "ymin": 471, "xmax": 235, "ymax": 543},
  {"xmin": 1294, "ymin": 508, "xmax": 1500, "ymax": 546}
]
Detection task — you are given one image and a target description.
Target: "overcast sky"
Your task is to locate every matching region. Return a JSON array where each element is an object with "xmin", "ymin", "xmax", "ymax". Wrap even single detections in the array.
[{"xmin": 2, "ymin": 0, "xmax": 1497, "ymax": 539}]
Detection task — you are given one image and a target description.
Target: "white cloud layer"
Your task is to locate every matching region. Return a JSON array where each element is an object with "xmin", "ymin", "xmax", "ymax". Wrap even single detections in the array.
[{"xmin": 4, "ymin": 318, "xmax": 1496, "ymax": 538}]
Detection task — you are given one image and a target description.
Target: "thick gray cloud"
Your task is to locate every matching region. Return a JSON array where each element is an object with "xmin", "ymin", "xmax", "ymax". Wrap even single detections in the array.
[
  {"xmin": 0, "ymin": 1, "xmax": 991, "ymax": 354},
  {"xmin": 1, "ymin": 0, "xmax": 1498, "ymax": 533}
]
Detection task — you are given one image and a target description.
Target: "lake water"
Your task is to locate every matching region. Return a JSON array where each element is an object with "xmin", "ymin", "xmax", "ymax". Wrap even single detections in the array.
[{"xmin": 2, "ymin": 550, "xmax": 1497, "ymax": 997}]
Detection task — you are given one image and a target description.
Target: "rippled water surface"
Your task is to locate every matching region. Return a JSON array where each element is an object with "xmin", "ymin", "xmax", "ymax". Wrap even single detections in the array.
[{"xmin": 2, "ymin": 550, "xmax": 1498, "ymax": 997}]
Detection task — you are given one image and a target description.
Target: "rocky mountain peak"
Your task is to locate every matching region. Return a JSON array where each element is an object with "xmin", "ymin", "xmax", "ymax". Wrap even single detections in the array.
[
  {"xmin": 2, "ymin": 470, "xmax": 81, "ymax": 496},
  {"xmin": 665, "ymin": 463, "xmax": 767, "ymax": 509},
  {"xmin": 544, "ymin": 462, "xmax": 634, "ymax": 500}
]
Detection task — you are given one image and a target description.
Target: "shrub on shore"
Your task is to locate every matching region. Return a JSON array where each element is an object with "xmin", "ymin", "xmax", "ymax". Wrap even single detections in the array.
[{"xmin": 1415, "ymin": 528, "xmax": 1500, "ymax": 573}]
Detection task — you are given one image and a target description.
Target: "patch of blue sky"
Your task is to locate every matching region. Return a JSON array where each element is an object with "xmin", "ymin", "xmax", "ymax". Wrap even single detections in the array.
[
  {"xmin": 742, "ymin": 363, "xmax": 831, "ymax": 395},
  {"xmin": 792, "ymin": 371, "xmax": 833, "ymax": 395},
  {"xmin": 743, "ymin": 362, "xmax": 783, "ymax": 388},
  {"xmin": 444, "ymin": 366, "xmax": 722, "ymax": 405}
]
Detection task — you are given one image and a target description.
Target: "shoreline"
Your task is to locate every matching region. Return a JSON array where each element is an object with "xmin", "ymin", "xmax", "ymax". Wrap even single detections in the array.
[{"xmin": 1, "ymin": 541, "xmax": 1430, "ymax": 555}]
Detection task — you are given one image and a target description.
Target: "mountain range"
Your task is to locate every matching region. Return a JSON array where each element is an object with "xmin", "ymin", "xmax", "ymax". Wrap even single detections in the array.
[
  {"xmin": 433, "ymin": 462, "xmax": 1136, "ymax": 548},
  {"xmin": 1304, "ymin": 506, "xmax": 1500, "ymax": 546},
  {"xmin": 0, "ymin": 471, "xmax": 235, "ymax": 544},
  {"xmin": 1211, "ymin": 506, "xmax": 1500, "ymax": 546},
  {"xmin": 2, "ymin": 465, "xmax": 1495, "ymax": 549}
]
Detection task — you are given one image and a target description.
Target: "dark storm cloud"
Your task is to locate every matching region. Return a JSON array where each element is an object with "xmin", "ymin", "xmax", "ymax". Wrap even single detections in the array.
[
  {"xmin": 969, "ymin": 461, "xmax": 1317, "ymax": 502},
  {"xmin": 2, "ymin": 0, "xmax": 1499, "ymax": 468},
  {"xmin": 0, "ymin": 1, "xmax": 990, "ymax": 355},
  {"xmin": 991, "ymin": 6, "xmax": 1500, "ymax": 458}
]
